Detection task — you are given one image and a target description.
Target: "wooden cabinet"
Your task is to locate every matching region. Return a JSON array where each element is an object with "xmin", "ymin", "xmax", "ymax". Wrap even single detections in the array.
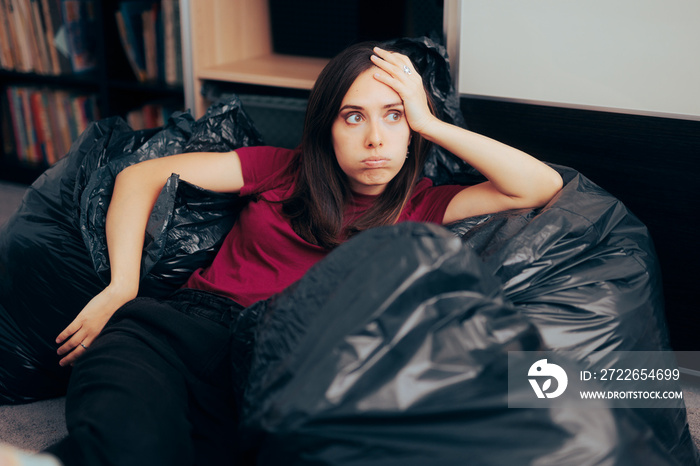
[
  {"xmin": 183, "ymin": 0, "xmax": 447, "ymax": 118},
  {"xmin": 185, "ymin": 0, "xmax": 328, "ymax": 118}
]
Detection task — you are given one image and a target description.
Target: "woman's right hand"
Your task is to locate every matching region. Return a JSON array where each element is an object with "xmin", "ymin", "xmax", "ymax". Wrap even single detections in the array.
[{"xmin": 56, "ymin": 284, "xmax": 136, "ymax": 367}]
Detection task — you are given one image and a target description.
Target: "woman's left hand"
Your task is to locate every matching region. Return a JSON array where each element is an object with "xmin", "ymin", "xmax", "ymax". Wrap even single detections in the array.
[{"xmin": 370, "ymin": 47, "xmax": 437, "ymax": 134}]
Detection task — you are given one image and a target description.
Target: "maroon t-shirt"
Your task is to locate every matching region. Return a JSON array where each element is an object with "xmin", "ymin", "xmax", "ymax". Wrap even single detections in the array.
[{"xmin": 184, "ymin": 146, "xmax": 465, "ymax": 307}]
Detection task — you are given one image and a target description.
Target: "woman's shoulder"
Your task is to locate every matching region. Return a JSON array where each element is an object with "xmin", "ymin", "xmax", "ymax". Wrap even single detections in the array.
[
  {"xmin": 236, "ymin": 145, "xmax": 300, "ymax": 161},
  {"xmin": 238, "ymin": 146, "xmax": 300, "ymax": 196},
  {"xmin": 401, "ymin": 177, "xmax": 465, "ymax": 224},
  {"xmin": 410, "ymin": 177, "xmax": 465, "ymax": 199},
  {"xmin": 412, "ymin": 177, "xmax": 435, "ymax": 193}
]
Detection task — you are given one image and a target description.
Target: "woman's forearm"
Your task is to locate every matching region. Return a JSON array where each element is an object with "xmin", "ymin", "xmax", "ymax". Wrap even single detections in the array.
[
  {"xmin": 55, "ymin": 162, "xmax": 167, "ymax": 365},
  {"xmin": 105, "ymin": 150, "xmax": 244, "ymax": 297},
  {"xmin": 104, "ymin": 163, "xmax": 164, "ymax": 300},
  {"xmin": 421, "ymin": 118, "xmax": 562, "ymax": 204}
]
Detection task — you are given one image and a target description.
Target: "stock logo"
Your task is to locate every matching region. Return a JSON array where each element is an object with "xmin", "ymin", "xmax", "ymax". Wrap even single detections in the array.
[{"xmin": 528, "ymin": 359, "xmax": 568, "ymax": 398}]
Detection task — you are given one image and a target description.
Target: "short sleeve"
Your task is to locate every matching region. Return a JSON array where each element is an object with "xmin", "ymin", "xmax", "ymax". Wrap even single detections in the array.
[
  {"xmin": 401, "ymin": 178, "xmax": 465, "ymax": 225},
  {"xmin": 237, "ymin": 146, "xmax": 299, "ymax": 196}
]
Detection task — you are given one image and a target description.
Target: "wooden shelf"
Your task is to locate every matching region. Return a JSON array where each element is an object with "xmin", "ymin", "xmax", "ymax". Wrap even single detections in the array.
[
  {"xmin": 186, "ymin": 0, "xmax": 444, "ymax": 116},
  {"xmin": 198, "ymin": 54, "xmax": 328, "ymax": 90}
]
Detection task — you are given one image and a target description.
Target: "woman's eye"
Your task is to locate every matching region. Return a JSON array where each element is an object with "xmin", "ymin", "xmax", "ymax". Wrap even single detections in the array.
[
  {"xmin": 345, "ymin": 114, "xmax": 363, "ymax": 124},
  {"xmin": 387, "ymin": 112, "xmax": 402, "ymax": 122}
]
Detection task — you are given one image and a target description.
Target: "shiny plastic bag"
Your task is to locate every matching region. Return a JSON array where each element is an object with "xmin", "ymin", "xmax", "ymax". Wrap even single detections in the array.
[
  {"xmin": 0, "ymin": 96, "xmax": 262, "ymax": 404},
  {"xmin": 0, "ymin": 121, "xmax": 121, "ymax": 403},
  {"xmin": 449, "ymin": 165, "xmax": 697, "ymax": 464},
  {"xmin": 237, "ymin": 222, "xmax": 684, "ymax": 465},
  {"xmin": 80, "ymin": 96, "xmax": 262, "ymax": 294}
]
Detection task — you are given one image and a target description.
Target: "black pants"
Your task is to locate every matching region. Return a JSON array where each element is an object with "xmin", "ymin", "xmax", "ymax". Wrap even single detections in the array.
[{"xmin": 46, "ymin": 289, "xmax": 252, "ymax": 466}]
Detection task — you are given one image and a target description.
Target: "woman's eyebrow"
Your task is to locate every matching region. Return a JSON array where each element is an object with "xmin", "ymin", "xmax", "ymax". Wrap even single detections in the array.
[{"xmin": 339, "ymin": 102, "xmax": 404, "ymax": 112}]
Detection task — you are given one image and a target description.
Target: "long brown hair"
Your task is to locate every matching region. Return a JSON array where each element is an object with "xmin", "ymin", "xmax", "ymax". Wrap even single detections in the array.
[{"xmin": 282, "ymin": 41, "xmax": 435, "ymax": 249}]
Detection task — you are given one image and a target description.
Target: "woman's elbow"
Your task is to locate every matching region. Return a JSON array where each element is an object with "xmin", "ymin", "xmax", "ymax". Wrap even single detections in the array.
[
  {"xmin": 115, "ymin": 162, "xmax": 147, "ymax": 183},
  {"xmin": 114, "ymin": 161, "xmax": 169, "ymax": 200},
  {"xmin": 116, "ymin": 159, "xmax": 168, "ymax": 186},
  {"xmin": 532, "ymin": 170, "xmax": 563, "ymax": 208}
]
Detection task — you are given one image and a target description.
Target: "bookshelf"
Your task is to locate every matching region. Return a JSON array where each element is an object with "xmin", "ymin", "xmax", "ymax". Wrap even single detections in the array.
[{"xmin": 0, "ymin": 0, "xmax": 185, "ymax": 184}]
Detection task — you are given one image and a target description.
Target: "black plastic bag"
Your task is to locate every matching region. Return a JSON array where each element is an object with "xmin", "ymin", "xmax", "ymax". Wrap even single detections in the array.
[
  {"xmin": 448, "ymin": 165, "xmax": 697, "ymax": 464},
  {"xmin": 79, "ymin": 96, "xmax": 262, "ymax": 295},
  {"xmin": 0, "ymin": 122, "xmax": 119, "ymax": 403},
  {"xmin": 235, "ymin": 165, "xmax": 698, "ymax": 464},
  {"xmin": 0, "ymin": 96, "xmax": 262, "ymax": 404},
  {"xmin": 237, "ymin": 222, "xmax": 681, "ymax": 465}
]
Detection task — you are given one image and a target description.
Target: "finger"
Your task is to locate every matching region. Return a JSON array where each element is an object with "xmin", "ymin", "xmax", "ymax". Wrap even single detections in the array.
[
  {"xmin": 56, "ymin": 321, "xmax": 81, "ymax": 344},
  {"xmin": 371, "ymin": 54, "xmax": 405, "ymax": 79},
  {"xmin": 57, "ymin": 329, "xmax": 86, "ymax": 356},
  {"xmin": 371, "ymin": 57, "xmax": 418, "ymax": 91},
  {"xmin": 58, "ymin": 337, "xmax": 91, "ymax": 367},
  {"xmin": 59, "ymin": 344, "xmax": 87, "ymax": 367},
  {"xmin": 372, "ymin": 64, "xmax": 422, "ymax": 101},
  {"xmin": 370, "ymin": 55, "xmax": 394, "ymax": 78},
  {"xmin": 372, "ymin": 48, "xmax": 414, "ymax": 73},
  {"xmin": 372, "ymin": 47, "xmax": 408, "ymax": 65},
  {"xmin": 370, "ymin": 56, "xmax": 408, "ymax": 84}
]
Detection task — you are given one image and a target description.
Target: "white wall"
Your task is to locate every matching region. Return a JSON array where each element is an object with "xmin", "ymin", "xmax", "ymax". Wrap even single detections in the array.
[{"xmin": 457, "ymin": 0, "xmax": 700, "ymax": 119}]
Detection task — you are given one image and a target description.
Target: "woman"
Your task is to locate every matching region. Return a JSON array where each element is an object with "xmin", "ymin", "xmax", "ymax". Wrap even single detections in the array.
[{"xmin": 2, "ymin": 42, "xmax": 562, "ymax": 465}]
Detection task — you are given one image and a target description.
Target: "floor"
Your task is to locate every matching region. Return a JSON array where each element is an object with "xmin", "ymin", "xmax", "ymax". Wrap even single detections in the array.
[{"xmin": 0, "ymin": 180, "xmax": 27, "ymax": 228}]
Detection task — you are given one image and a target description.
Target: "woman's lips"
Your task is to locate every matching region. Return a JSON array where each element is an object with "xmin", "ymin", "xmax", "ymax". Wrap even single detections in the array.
[{"xmin": 362, "ymin": 157, "xmax": 390, "ymax": 168}]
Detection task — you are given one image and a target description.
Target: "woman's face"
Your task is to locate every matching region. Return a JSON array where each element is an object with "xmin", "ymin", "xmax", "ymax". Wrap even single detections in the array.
[{"xmin": 331, "ymin": 68, "xmax": 411, "ymax": 195}]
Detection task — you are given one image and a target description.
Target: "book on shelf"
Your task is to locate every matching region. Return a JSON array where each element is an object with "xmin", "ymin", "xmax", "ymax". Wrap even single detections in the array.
[
  {"xmin": 18, "ymin": 88, "xmax": 38, "ymax": 164},
  {"xmin": 142, "ymin": 2, "xmax": 159, "ymax": 81},
  {"xmin": 41, "ymin": 91, "xmax": 61, "ymax": 164},
  {"xmin": 0, "ymin": 0, "xmax": 17, "ymax": 70},
  {"xmin": 5, "ymin": 88, "xmax": 26, "ymax": 160},
  {"xmin": 0, "ymin": 91, "xmax": 17, "ymax": 157},
  {"xmin": 29, "ymin": 90, "xmax": 49, "ymax": 164},
  {"xmin": 126, "ymin": 100, "xmax": 181, "ymax": 130},
  {"xmin": 162, "ymin": 0, "xmax": 183, "ymax": 85},
  {"xmin": 29, "ymin": 0, "xmax": 52, "ymax": 75},
  {"xmin": 41, "ymin": 0, "xmax": 74, "ymax": 74},
  {"xmin": 50, "ymin": 90, "xmax": 73, "ymax": 155},
  {"xmin": 5, "ymin": 0, "xmax": 34, "ymax": 72},
  {"xmin": 2, "ymin": 86, "xmax": 99, "ymax": 166},
  {"xmin": 115, "ymin": 1, "xmax": 150, "ymax": 82},
  {"xmin": 61, "ymin": 0, "xmax": 97, "ymax": 73},
  {"xmin": 0, "ymin": 0, "xmax": 96, "ymax": 75},
  {"xmin": 115, "ymin": 0, "xmax": 182, "ymax": 84}
]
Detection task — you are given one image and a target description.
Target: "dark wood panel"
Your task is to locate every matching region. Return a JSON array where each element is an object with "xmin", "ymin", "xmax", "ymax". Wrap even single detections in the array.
[{"xmin": 460, "ymin": 97, "xmax": 700, "ymax": 351}]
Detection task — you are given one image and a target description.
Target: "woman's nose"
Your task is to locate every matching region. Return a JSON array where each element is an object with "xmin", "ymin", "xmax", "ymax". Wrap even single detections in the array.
[{"xmin": 365, "ymin": 121, "xmax": 383, "ymax": 148}]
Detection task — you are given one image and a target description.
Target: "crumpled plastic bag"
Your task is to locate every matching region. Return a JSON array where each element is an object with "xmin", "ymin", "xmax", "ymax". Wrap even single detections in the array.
[
  {"xmin": 0, "ymin": 96, "xmax": 262, "ymax": 404},
  {"xmin": 79, "ymin": 96, "xmax": 263, "ymax": 295},
  {"xmin": 236, "ymin": 222, "xmax": 685, "ymax": 465},
  {"xmin": 448, "ymin": 165, "xmax": 697, "ymax": 464},
  {"xmin": 1, "ymin": 122, "xmax": 119, "ymax": 403}
]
